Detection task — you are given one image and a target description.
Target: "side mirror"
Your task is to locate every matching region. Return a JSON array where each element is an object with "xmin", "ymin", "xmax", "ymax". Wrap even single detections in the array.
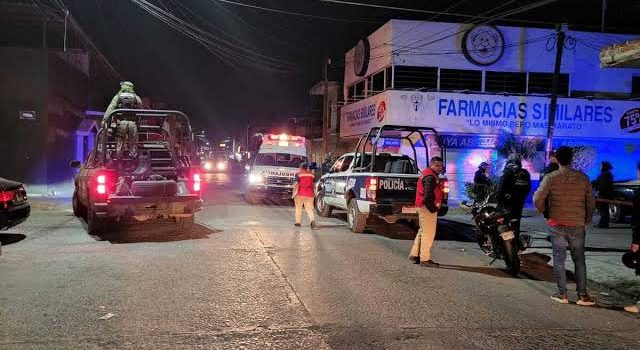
[{"xmin": 69, "ymin": 160, "xmax": 82, "ymax": 169}]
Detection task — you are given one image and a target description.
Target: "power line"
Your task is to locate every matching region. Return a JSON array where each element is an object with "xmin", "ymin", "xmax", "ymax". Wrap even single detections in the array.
[
  {"xmin": 319, "ymin": 0, "xmax": 554, "ymax": 26},
  {"xmin": 211, "ymin": 0, "xmax": 380, "ymax": 24}
]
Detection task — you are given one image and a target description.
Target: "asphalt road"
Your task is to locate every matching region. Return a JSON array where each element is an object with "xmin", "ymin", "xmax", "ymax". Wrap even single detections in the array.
[{"xmin": 1, "ymin": 172, "xmax": 639, "ymax": 349}]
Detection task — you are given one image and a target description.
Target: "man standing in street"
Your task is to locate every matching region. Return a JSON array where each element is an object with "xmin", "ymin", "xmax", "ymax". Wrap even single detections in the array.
[
  {"xmin": 410, "ymin": 156, "xmax": 445, "ymax": 268},
  {"xmin": 533, "ymin": 146, "xmax": 596, "ymax": 306},
  {"xmin": 473, "ymin": 162, "xmax": 491, "ymax": 202},
  {"xmin": 592, "ymin": 161, "xmax": 614, "ymax": 228},
  {"xmin": 292, "ymin": 163, "xmax": 317, "ymax": 229},
  {"xmin": 624, "ymin": 188, "xmax": 640, "ymax": 313}
]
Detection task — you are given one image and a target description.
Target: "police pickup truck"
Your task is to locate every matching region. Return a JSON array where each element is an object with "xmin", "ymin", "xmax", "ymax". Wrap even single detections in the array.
[{"xmin": 315, "ymin": 125, "xmax": 448, "ymax": 233}]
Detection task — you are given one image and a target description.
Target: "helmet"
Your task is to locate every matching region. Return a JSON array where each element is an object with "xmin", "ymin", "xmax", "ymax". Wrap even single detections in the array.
[
  {"xmin": 120, "ymin": 81, "xmax": 135, "ymax": 93},
  {"xmin": 622, "ymin": 251, "xmax": 640, "ymax": 271}
]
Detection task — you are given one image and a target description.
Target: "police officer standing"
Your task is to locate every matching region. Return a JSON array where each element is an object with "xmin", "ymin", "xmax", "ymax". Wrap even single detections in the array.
[
  {"xmin": 496, "ymin": 154, "xmax": 531, "ymax": 236},
  {"xmin": 293, "ymin": 163, "xmax": 317, "ymax": 229},
  {"xmin": 409, "ymin": 156, "xmax": 445, "ymax": 267}
]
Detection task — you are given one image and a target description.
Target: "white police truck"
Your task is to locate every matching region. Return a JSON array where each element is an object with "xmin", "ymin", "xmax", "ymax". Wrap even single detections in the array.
[{"xmin": 314, "ymin": 125, "xmax": 448, "ymax": 233}]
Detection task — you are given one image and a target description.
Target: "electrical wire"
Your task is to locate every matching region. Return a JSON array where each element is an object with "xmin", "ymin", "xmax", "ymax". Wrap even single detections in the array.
[
  {"xmin": 211, "ymin": 0, "xmax": 380, "ymax": 24},
  {"xmin": 130, "ymin": 0, "xmax": 303, "ymax": 72},
  {"xmin": 319, "ymin": 0, "xmax": 554, "ymax": 26}
]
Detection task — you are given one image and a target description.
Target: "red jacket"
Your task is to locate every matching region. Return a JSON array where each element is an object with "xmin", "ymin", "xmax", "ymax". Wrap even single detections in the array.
[
  {"xmin": 295, "ymin": 170, "xmax": 315, "ymax": 198},
  {"xmin": 415, "ymin": 167, "xmax": 443, "ymax": 212}
]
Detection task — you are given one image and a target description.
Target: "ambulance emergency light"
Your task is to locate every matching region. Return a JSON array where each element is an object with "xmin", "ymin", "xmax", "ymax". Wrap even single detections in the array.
[{"xmin": 264, "ymin": 133, "xmax": 305, "ymax": 147}]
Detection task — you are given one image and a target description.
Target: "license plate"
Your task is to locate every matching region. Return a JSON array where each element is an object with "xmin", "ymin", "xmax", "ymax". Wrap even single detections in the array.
[
  {"xmin": 402, "ymin": 206, "xmax": 418, "ymax": 214},
  {"xmin": 501, "ymin": 230, "xmax": 515, "ymax": 241}
]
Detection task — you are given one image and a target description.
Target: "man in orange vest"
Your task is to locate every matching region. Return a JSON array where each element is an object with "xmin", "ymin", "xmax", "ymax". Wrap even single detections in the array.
[
  {"xmin": 293, "ymin": 163, "xmax": 317, "ymax": 229},
  {"xmin": 410, "ymin": 156, "xmax": 445, "ymax": 267}
]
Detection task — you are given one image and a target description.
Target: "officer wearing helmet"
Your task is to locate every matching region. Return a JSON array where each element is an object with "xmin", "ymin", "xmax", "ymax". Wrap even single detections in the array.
[{"xmin": 103, "ymin": 81, "xmax": 143, "ymax": 159}]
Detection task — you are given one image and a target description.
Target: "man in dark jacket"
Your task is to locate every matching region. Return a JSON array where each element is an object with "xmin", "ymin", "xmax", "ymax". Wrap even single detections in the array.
[
  {"xmin": 409, "ymin": 156, "xmax": 445, "ymax": 268},
  {"xmin": 540, "ymin": 150, "xmax": 559, "ymax": 181},
  {"xmin": 473, "ymin": 162, "xmax": 491, "ymax": 202},
  {"xmin": 496, "ymin": 154, "xmax": 531, "ymax": 234},
  {"xmin": 624, "ymin": 189, "xmax": 640, "ymax": 313},
  {"xmin": 592, "ymin": 161, "xmax": 614, "ymax": 228}
]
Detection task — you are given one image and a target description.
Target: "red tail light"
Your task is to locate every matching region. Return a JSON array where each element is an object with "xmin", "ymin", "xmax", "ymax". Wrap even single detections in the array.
[
  {"xmin": 192, "ymin": 173, "xmax": 201, "ymax": 192},
  {"xmin": 443, "ymin": 180, "xmax": 450, "ymax": 194},
  {"xmin": 366, "ymin": 177, "xmax": 378, "ymax": 201},
  {"xmin": 366, "ymin": 177, "xmax": 378, "ymax": 191},
  {"xmin": 0, "ymin": 191, "xmax": 15, "ymax": 202},
  {"xmin": 96, "ymin": 175, "xmax": 107, "ymax": 195}
]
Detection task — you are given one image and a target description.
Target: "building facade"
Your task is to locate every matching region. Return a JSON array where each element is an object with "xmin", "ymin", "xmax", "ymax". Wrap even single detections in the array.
[{"xmin": 340, "ymin": 20, "xmax": 640, "ymax": 201}]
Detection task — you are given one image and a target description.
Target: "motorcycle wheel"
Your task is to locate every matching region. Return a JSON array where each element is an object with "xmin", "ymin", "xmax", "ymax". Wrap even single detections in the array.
[{"xmin": 502, "ymin": 240, "xmax": 521, "ymax": 276}]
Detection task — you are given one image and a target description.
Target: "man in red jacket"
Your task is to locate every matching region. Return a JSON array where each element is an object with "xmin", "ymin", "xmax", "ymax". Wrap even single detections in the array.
[
  {"xmin": 293, "ymin": 163, "xmax": 317, "ymax": 229},
  {"xmin": 410, "ymin": 156, "xmax": 445, "ymax": 267}
]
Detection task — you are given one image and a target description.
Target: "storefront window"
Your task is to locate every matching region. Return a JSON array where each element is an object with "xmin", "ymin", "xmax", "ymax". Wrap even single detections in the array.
[
  {"xmin": 485, "ymin": 71, "xmax": 526, "ymax": 94},
  {"xmin": 440, "ymin": 69, "xmax": 482, "ymax": 92},
  {"xmin": 528, "ymin": 72, "xmax": 569, "ymax": 96},
  {"xmin": 393, "ymin": 66, "xmax": 438, "ymax": 90}
]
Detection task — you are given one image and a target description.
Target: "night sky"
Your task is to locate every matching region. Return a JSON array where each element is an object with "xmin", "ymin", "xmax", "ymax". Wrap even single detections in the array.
[{"xmin": 58, "ymin": 0, "xmax": 640, "ymax": 139}]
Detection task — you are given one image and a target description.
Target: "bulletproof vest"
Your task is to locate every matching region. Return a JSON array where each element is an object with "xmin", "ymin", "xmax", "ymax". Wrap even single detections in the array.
[
  {"xmin": 117, "ymin": 92, "xmax": 139, "ymax": 109},
  {"xmin": 512, "ymin": 168, "xmax": 531, "ymax": 201}
]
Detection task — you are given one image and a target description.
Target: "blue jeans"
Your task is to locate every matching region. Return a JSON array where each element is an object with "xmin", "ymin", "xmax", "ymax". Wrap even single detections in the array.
[{"xmin": 549, "ymin": 226, "xmax": 588, "ymax": 295}]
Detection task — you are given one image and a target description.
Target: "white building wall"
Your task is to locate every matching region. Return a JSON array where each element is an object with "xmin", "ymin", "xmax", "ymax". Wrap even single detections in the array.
[
  {"xmin": 344, "ymin": 21, "xmax": 394, "ymax": 91},
  {"xmin": 344, "ymin": 20, "xmax": 640, "ymax": 95}
]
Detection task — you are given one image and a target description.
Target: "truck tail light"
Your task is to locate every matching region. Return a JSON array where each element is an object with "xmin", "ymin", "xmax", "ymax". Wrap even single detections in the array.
[
  {"xmin": 193, "ymin": 173, "xmax": 201, "ymax": 192},
  {"xmin": 443, "ymin": 180, "xmax": 450, "ymax": 194},
  {"xmin": 366, "ymin": 177, "xmax": 378, "ymax": 201},
  {"xmin": 96, "ymin": 174, "xmax": 108, "ymax": 196}
]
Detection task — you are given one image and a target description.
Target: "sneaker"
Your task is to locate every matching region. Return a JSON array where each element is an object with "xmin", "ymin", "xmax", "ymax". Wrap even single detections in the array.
[
  {"xmin": 577, "ymin": 295, "xmax": 596, "ymax": 306},
  {"xmin": 624, "ymin": 304, "xmax": 640, "ymax": 313},
  {"xmin": 408, "ymin": 256, "xmax": 420, "ymax": 264},
  {"xmin": 420, "ymin": 260, "xmax": 440, "ymax": 268},
  {"xmin": 550, "ymin": 293, "xmax": 569, "ymax": 304},
  {"xmin": 294, "ymin": 223, "xmax": 301, "ymax": 227}
]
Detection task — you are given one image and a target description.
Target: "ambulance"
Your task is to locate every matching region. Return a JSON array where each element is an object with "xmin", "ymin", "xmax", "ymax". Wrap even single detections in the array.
[{"xmin": 245, "ymin": 133, "xmax": 308, "ymax": 204}]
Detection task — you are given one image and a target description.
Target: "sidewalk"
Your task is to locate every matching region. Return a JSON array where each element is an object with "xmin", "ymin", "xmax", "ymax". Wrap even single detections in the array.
[{"xmin": 444, "ymin": 206, "xmax": 640, "ymax": 301}]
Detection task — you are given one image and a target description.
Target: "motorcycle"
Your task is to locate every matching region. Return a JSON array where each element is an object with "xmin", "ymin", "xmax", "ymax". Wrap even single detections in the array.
[{"xmin": 461, "ymin": 195, "xmax": 531, "ymax": 276}]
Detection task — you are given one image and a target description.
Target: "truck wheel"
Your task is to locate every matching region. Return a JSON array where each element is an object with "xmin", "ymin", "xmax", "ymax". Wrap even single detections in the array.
[
  {"xmin": 245, "ymin": 191, "xmax": 259, "ymax": 205},
  {"xmin": 609, "ymin": 202, "xmax": 624, "ymax": 223},
  {"xmin": 87, "ymin": 209, "xmax": 108, "ymax": 236},
  {"xmin": 72, "ymin": 191, "xmax": 86, "ymax": 218},
  {"xmin": 176, "ymin": 215, "xmax": 194, "ymax": 233},
  {"xmin": 315, "ymin": 190, "xmax": 333, "ymax": 217},
  {"xmin": 347, "ymin": 199, "xmax": 367, "ymax": 233}
]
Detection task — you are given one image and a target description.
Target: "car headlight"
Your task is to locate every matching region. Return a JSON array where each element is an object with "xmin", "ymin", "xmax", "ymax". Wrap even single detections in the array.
[
  {"xmin": 203, "ymin": 162, "xmax": 213, "ymax": 171},
  {"xmin": 249, "ymin": 173, "xmax": 264, "ymax": 184},
  {"xmin": 216, "ymin": 161, "xmax": 227, "ymax": 171}
]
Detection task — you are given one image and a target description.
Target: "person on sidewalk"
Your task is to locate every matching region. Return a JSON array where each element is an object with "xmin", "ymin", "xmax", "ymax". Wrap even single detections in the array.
[
  {"xmin": 473, "ymin": 162, "xmax": 491, "ymax": 202},
  {"xmin": 292, "ymin": 163, "xmax": 317, "ymax": 229},
  {"xmin": 409, "ymin": 156, "xmax": 445, "ymax": 268},
  {"xmin": 592, "ymin": 161, "xmax": 614, "ymax": 228},
  {"xmin": 533, "ymin": 146, "xmax": 596, "ymax": 306},
  {"xmin": 624, "ymin": 188, "xmax": 640, "ymax": 313}
]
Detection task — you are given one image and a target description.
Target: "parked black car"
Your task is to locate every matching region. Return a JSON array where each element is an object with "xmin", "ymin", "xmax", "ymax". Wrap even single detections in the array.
[
  {"xmin": 609, "ymin": 180, "xmax": 639, "ymax": 223},
  {"xmin": 0, "ymin": 177, "xmax": 30, "ymax": 230}
]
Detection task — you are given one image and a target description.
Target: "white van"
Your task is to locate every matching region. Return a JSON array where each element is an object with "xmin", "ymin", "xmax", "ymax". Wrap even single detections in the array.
[{"xmin": 245, "ymin": 134, "xmax": 307, "ymax": 204}]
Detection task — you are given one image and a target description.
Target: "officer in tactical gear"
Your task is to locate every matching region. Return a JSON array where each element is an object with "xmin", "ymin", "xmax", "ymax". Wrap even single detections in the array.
[
  {"xmin": 103, "ymin": 81, "xmax": 143, "ymax": 159},
  {"xmin": 496, "ymin": 154, "xmax": 532, "ymax": 235}
]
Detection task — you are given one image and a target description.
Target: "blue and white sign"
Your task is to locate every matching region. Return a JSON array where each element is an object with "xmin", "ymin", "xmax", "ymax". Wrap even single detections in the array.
[{"xmin": 341, "ymin": 90, "xmax": 640, "ymax": 140}]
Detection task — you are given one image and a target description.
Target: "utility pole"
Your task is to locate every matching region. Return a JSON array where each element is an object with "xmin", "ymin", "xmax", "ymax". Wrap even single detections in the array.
[
  {"xmin": 322, "ymin": 57, "xmax": 331, "ymax": 157},
  {"xmin": 545, "ymin": 25, "xmax": 566, "ymax": 162},
  {"xmin": 601, "ymin": 0, "xmax": 607, "ymax": 32}
]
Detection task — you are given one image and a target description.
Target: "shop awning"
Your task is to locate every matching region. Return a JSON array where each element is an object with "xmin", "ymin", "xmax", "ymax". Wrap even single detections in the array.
[{"xmin": 600, "ymin": 39, "xmax": 640, "ymax": 68}]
